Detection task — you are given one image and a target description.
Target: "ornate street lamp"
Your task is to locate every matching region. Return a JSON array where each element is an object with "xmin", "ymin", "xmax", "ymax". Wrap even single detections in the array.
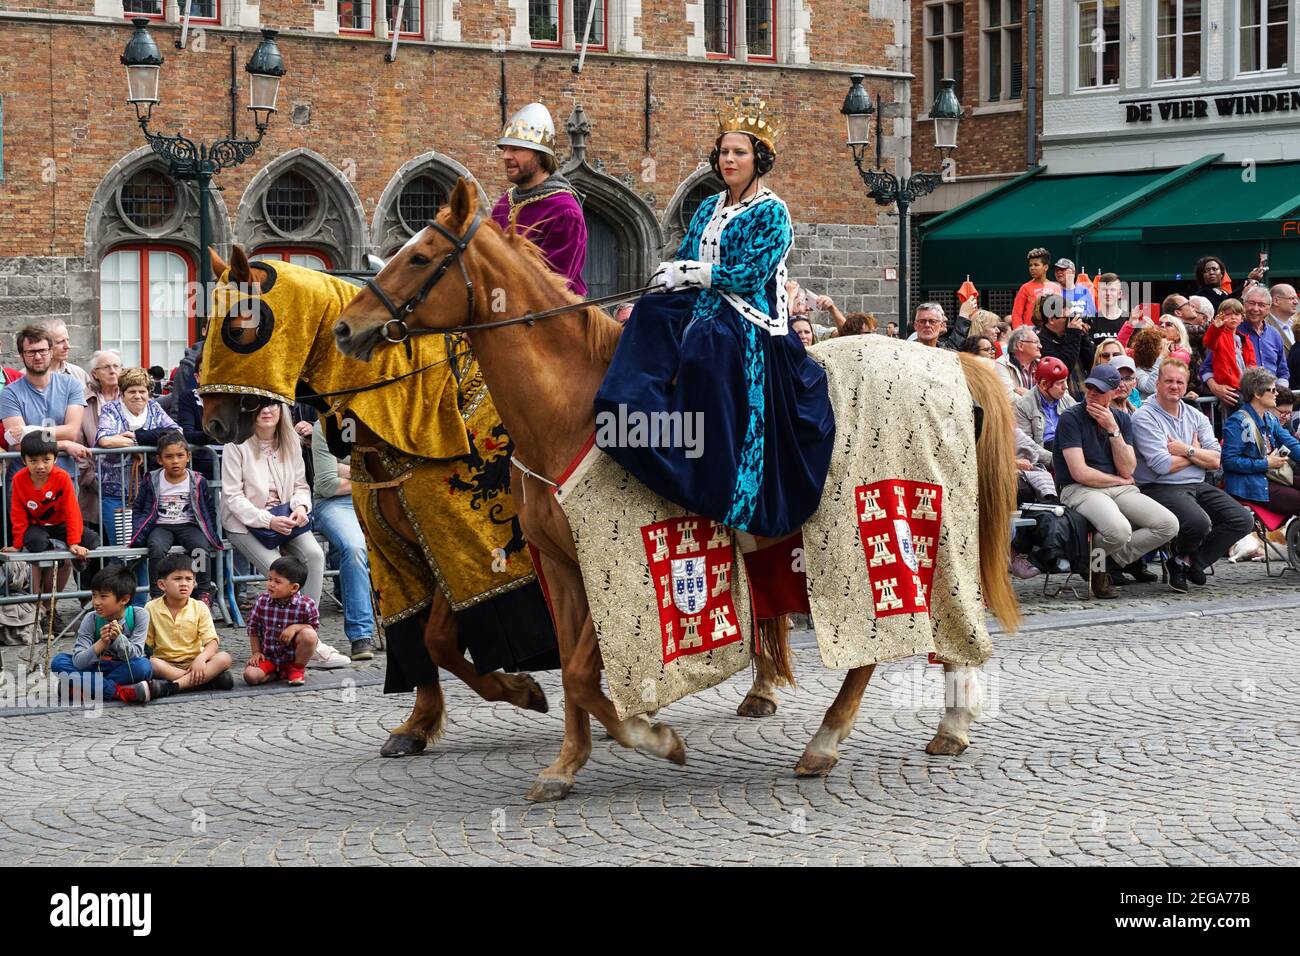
[
  {"xmin": 842, "ymin": 74, "xmax": 963, "ymax": 339},
  {"xmin": 120, "ymin": 19, "xmax": 287, "ymax": 336}
]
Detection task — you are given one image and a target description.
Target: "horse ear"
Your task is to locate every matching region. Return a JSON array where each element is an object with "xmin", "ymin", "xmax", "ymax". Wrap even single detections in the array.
[
  {"xmin": 209, "ymin": 247, "xmax": 230, "ymax": 278},
  {"xmin": 229, "ymin": 245, "xmax": 251, "ymax": 285},
  {"xmin": 447, "ymin": 178, "xmax": 478, "ymax": 228}
]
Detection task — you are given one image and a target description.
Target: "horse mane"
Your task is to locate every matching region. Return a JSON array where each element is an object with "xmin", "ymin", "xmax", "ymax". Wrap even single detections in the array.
[{"xmin": 494, "ymin": 223, "xmax": 623, "ymax": 365}]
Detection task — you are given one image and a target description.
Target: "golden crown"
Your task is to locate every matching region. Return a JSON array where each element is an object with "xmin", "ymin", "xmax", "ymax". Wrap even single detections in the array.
[{"xmin": 716, "ymin": 96, "xmax": 782, "ymax": 151}]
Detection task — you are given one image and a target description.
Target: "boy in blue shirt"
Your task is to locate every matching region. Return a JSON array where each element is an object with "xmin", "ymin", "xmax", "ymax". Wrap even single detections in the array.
[{"xmin": 50, "ymin": 565, "xmax": 169, "ymax": 704}]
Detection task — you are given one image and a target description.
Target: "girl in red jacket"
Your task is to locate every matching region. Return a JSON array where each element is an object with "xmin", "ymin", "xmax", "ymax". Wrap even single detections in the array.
[{"xmin": 1202, "ymin": 298, "xmax": 1257, "ymax": 396}]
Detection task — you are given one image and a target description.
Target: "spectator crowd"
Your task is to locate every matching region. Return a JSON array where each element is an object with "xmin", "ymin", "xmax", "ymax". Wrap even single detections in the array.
[
  {"xmin": 8, "ymin": 250, "xmax": 1300, "ymax": 703},
  {"xmin": 790, "ymin": 248, "xmax": 1300, "ymax": 600},
  {"xmin": 0, "ymin": 322, "xmax": 378, "ymax": 705}
]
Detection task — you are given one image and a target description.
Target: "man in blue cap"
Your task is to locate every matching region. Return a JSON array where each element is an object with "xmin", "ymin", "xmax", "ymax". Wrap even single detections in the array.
[{"xmin": 1052, "ymin": 361, "xmax": 1179, "ymax": 599}]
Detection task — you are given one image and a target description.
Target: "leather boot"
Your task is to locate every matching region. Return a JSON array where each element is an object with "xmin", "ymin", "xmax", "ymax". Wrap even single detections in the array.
[{"xmin": 1091, "ymin": 570, "xmax": 1118, "ymax": 600}]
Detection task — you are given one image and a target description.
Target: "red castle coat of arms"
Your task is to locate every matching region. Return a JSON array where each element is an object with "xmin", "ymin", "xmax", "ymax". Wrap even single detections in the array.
[
  {"xmin": 642, "ymin": 517, "xmax": 743, "ymax": 664},
  {"xmin": 854, "ymin": 479, "xmax": 943, "ymax": 619}
]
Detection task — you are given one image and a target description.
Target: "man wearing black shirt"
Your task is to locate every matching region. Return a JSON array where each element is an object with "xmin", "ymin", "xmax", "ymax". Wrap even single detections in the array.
[{"xmin": 1079, "ymin": 272, "xmax": 1129, "ymax": 375}]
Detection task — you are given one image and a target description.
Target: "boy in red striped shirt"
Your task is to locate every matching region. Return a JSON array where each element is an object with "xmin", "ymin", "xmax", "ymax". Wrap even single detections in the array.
[{"xmin": 3, "ymin": 431, "xmax": 99, "ymax": 598}]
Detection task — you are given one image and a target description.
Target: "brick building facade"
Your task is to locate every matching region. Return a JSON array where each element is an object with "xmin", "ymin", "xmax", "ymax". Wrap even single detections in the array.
[{"xmin": 0, "ymin": 0, "xmax": 911, "ymax": 368}]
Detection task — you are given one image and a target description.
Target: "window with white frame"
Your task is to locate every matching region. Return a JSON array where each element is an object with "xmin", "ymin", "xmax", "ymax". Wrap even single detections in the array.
[
  {"xmin": 1156, "ymin": 0, "xmax": 1201, "ymax": 81},
  {"xmin": 99, "ymin": 247, "xmax": 194, "ymax": 370},
  {"xmin": 573, "ymin": 0, "xmax": 606, "ymax": 48},
  {"xmin": 1240, "ymin": 0, "xmax": 1289, "ymax": 73},
  {"xmin": 531, "ymin": 0, "xmax": 561, "ymax": 44},
  {"xmin": 705, "ymin": 0, "xmax": 734, "ymax": 57},
  {"xmin": 1076, "ymin": 0, "xmax": 1120, "ymax": 89},
  {"xmin": 925, "ymin": 2, "xmax": 965, "ymax": 104},
  {"xmin": 747, "ymin": 0, "xmax": 775, "ymax": 59},
  {"xmin": 386, "ymin": 0, "xmax": 423, "ymax": 36},
  {"xmin": 122, "ymin": 0, "xmax": 163, "ymax": 16},
  {"xmin": 339, "ymin": 0, "xmax": 373, "ymax": 32},
  {"xmin": 981, "ymin": 0, "xmax": 1022, "ymax": 102},
  {"xmin": 176, "ymin": 0, "xmax": 218, "ymax": 20}
]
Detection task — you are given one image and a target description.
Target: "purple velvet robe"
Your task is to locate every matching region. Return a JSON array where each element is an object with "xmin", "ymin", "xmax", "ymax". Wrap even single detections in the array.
[{"xmin": 491, "ymin": 186, "xmax": 589, "ymax": 296}]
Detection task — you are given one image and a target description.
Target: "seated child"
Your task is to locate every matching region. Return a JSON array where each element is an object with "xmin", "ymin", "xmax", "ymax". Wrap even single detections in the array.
[
  {"xmin": 1202, "ymin": 299, "xmax": 1257, "ymax": 396},
  {"xmin": 244, "ymin": 555, "xmax": 320, "ymax": 688},
  {"xmin": 145, "ymin": 552, "xmax": 233, "ymax": 693},
  {"xmin": 4, "ymin": 431, "xmax": 101, "ymax": 598},
  {"xmin": 50, "ymin": 565, "xmax": 164, "ymax": 704},
  {"xmin": 130, "ymin": 431, "xmax": 220, "ymax": 603}
]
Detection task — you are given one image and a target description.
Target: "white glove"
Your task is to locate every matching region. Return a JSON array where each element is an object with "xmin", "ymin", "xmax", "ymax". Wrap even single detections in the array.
[{"xmin": 647, "ymin": 260, "xmax": 713, "ymax": 293}]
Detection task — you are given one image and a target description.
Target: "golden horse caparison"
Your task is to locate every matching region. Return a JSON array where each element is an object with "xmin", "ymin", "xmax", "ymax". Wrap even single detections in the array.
[{"xmin": 202, "ymin": 247, "xmax": 549, "ymax": 758}]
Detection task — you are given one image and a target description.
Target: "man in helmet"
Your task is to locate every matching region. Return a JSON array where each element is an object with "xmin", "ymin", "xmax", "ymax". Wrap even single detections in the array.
[
  {"xmin": 1014, "ymin": 356, "xmax": 1077, "ymax": 471},
  {"xmin": 493, "ymin": 102, "xmax": 588, "ymax": 295}
]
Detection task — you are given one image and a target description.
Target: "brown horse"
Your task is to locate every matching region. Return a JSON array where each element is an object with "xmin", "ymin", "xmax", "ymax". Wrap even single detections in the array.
[
  {"xmin": 201, "ymin": 247, "xmax": 549, "ymax": 757},
  {"xmin": 335, "ymin": 179, "xmax": 1020, "ymax": 801}
]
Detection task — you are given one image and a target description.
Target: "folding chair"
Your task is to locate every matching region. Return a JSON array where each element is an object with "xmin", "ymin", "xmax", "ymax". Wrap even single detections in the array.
[{"xmin": 1235, "ymin": 499, "xmax": 1295, "ymax": 577}]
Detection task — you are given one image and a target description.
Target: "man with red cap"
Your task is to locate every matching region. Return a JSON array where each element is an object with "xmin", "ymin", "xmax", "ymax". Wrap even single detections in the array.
[{"xmin": 1014, "ymin": 356, "xmax": 1076, "ymax": 470}]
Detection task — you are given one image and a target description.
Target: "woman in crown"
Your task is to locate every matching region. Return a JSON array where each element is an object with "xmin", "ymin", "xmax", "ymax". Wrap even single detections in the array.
[{"xmin": 594, "ymin": 99, "xmax": 834, "ymax": 539}]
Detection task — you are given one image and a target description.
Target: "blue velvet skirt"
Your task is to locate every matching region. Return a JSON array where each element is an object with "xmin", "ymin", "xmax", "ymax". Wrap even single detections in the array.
[{"xmin": 594, "ymin": 290, "xmax": 835, "ymax": 538}]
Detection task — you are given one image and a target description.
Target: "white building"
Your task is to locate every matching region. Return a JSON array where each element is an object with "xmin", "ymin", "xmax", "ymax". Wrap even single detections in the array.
[
  {"xmin": 1043, "ymin": 0, "xmax": 1300, "ymax": 171},
  {"xmin": 920, "ymin": 0, "xmax": 1300, "ymax": 304}
]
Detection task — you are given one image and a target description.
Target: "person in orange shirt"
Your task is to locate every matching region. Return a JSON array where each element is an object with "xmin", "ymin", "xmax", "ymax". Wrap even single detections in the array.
[{"xmin": 1011, "ymin": 247, "xmax": 1063, "ymax": 328}]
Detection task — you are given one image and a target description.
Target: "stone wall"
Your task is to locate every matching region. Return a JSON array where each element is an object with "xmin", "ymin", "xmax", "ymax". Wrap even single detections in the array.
[
  {"xmin": 0, "ymin": 257, "xmax": 97, "ymax": 365},
  {"xmin": 788, "ymin": 220, "xmax": 899, "ymax": 330}
]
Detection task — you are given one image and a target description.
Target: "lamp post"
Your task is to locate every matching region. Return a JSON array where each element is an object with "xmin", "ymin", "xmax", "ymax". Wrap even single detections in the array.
[
  {"xmin": 121, "ymin": 18, "xmax": 286, "ymax": 337},
  {"xmin": 841, "ymin": 74, "xmax": 963, "ymax": 340}
]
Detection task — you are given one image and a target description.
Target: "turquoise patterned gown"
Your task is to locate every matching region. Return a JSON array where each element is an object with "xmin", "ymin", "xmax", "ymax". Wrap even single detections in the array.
[{"xmin": 594, "ymin": 188, "xmax": 835, "ymax": 538}]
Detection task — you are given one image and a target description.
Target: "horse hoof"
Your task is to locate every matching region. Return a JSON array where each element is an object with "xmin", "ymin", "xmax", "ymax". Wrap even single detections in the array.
[
  {"xmin": 925, "ymin": 733, "xmax": 969, "ymax": 756},
  {"xmin": 520, "ymin": 674, "xmax": 549, "ymax": 714},
  {"xmin": 380, "ymin": 733, "xmax": 428, "ymax": 758},
  {"xmin": 794, "ymin": 751, "xmax": 838, "ymax": 777},
  {"xmin": 736, "ymin": 693, "xmax": 777, "ymax": 718},
  {"xmin": 525, "ymin": 777, "xmax": 574, "ymax": 803},
  {"xmin": 657, "ymin": 724, "xmax": 687, "ymax": 766}
]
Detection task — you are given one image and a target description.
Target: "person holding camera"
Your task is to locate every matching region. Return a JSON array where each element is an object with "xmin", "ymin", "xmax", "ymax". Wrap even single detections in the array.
[
  {"xmin": 1131, "ymin": 359, "xmax": 1253, "ymax": 592},
  {"xmin": 1032, "ymin": 293, "xmax": 1087, "ymax": 396},
  {"xmin": 1222, "ymin": 367, "xmax": 1300, "ymax": 520}
]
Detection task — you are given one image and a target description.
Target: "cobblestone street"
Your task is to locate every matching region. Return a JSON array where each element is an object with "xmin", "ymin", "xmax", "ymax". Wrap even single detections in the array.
[{"xmin": 1, "ymin": 563, "xmax": 1297, "ymax": 865}]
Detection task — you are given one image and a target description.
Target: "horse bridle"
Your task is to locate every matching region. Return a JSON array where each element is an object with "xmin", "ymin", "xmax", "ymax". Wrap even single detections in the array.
[
  {"xmin": 366, "ymin": 210, "xmax": 484, "ymax": 345},
  {"xmin": 364, "ymin": 211, "xmax": 651, "ymax": 343}
]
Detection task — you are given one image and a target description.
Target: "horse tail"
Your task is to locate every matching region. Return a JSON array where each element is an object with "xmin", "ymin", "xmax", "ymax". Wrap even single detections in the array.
[
  {"xmin": 756, "ymin": 616, "xmax": 796, "ymax": 688},
  {"xmin": 958, "ymin": 352, "xmax": 1021, "ymax": 633}
]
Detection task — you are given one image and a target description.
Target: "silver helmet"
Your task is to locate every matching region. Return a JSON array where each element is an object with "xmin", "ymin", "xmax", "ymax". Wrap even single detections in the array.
[{"xmin": 497, "ymin": 102, "xmax": 556, "ymax": 157}]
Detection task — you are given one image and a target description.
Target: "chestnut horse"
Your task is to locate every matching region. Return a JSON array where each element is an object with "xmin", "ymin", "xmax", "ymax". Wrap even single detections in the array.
[
  {"xmin": 202, "ymin": 247, "xmax": 549, "ymax": 757},
  {"xmin": 335, "ymin": 179, "xmax": 1020, "ymax": 801}
]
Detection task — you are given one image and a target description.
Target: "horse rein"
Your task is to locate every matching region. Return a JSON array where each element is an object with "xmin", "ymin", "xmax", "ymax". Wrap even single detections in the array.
[{"xmin": 365, "ymin": 212, "xmax": 652, "ymax": 344}]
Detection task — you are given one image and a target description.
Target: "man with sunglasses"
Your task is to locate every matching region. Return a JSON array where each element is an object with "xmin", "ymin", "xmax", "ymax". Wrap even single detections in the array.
[
  {"xmin": 1052, "ymin": 363, "xmax": 1178, "ymax": 600},
  {"xmin": 0, "ymin": 326, "xmax": 90, "ymax": 478}
]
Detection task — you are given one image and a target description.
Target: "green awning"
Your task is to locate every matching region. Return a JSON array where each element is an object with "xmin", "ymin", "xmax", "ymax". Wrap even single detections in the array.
[
  {"xmin": 1082, "ymin": 160, "xmax": 1300, "ymax": 279},
  {"xmin": 920, "ymin": 168, "xmax": 1169, "ymax": 289},
  {"xmin": 920, "ymin": 158, "xmax": 1300, "ymax": 292}
]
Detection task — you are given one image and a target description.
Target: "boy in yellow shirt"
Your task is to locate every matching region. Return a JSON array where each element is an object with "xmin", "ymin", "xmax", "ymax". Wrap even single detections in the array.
[{"xmin": 146, "ymin": 553, "xmax": 234, "ymax": 692}]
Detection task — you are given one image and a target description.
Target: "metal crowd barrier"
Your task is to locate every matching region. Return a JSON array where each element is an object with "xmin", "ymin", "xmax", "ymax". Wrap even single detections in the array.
[{"xmin": 0, "ymin": 441, "xmax": 343, "ymax": 644}]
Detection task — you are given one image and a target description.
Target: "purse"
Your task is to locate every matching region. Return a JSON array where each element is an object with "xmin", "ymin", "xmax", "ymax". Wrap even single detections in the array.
[
  {"xmin": 249, "ymin": 503, "xmax": 314, "ymax": 549},
  {"xmin": 1244, "ymin": 412, "xmax": 1294, "ymax": 485}
]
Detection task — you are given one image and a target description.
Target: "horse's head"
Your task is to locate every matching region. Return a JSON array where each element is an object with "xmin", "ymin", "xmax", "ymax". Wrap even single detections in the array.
[
  {"xmin": 201, "ymin": 246, "xmax": 355, "ymax": 444},
  {"xmin": 335, "ymin": 178, "xmax": 487, "ymax": 361}
]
